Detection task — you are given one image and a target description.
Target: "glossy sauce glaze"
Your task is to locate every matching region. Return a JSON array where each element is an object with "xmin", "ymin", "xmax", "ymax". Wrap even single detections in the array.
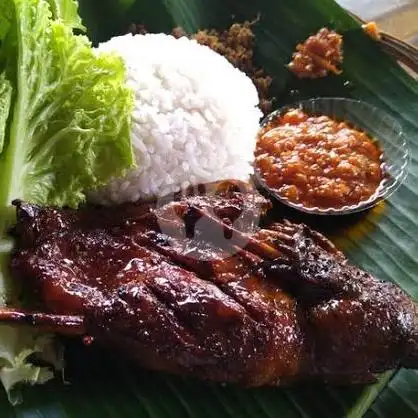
[
  {"xmin": 10, "ymin": 183, "xmax": 418, "ymax": 385},
  {"xmin": 255, "ymin": 109, "xmax": 385, "ymax": 210}
]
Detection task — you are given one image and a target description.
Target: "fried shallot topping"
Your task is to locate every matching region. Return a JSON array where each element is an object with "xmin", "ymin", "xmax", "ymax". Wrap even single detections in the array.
[{"xmin": 288, "ymin": 28, "xmax": 343, "ymax": 79}]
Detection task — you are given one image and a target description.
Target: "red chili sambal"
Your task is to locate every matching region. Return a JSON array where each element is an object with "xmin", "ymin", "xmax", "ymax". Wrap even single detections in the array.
[{"xmin": 255, "ymin": 109, "xmax": 385, "ymax": 210}]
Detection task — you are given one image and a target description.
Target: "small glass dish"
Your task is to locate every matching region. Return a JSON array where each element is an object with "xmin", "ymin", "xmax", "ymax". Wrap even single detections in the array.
[{"xmin": 254, "ymin": 97, "xmax": 410, "ymax": 216}]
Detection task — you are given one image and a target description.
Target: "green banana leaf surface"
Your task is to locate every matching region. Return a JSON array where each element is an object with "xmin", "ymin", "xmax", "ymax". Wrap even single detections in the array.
[{"xmin": 1, "ymin": 0, "xmax": 418, "ymax": 416}]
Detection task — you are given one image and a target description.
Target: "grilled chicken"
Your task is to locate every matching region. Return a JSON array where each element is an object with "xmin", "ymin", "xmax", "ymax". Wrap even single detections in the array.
[{"xmin": 4, "ymin": 180, "xmax": 418, "ymax": 386}]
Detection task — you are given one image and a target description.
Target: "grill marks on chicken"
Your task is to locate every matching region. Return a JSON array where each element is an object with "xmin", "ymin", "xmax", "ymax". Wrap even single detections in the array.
[{"xmin": 7, "ymin": 181, "xmax": 418, "ymax": 386}]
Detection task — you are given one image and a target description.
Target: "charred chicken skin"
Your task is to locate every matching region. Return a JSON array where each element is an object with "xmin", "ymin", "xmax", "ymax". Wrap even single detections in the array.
[{"xmin": 4, "ymin": 180, "xmax": 418, "ymax": 386}]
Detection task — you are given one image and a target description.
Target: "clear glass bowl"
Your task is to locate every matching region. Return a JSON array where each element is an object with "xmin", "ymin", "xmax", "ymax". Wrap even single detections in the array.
[{"xmin": 254, "ymin": 97, "xmax": 410, "ymax": 216}]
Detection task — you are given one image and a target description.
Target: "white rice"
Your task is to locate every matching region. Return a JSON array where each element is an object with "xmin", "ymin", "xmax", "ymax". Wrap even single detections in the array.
[{"xmin": 90, "ymin": 33, "xmax": 262, "ymax": 204}]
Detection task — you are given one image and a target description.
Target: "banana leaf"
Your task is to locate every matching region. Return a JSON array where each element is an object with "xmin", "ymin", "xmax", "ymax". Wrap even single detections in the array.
[{"xmin": 1, "ymin": 0, "xmax": 418, "ymax": 416}]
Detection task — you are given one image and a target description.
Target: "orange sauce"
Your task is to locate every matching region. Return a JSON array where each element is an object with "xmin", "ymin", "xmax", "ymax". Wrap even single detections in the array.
[{"xmin": 255, "ymin": 109, "xmax": 385, "ymax": 209}]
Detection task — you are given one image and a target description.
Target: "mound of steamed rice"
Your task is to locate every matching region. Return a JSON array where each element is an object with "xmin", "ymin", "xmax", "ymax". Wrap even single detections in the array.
[{"xmin": 90, "ymin": 33, "xmax": 262, "ymax": 204}]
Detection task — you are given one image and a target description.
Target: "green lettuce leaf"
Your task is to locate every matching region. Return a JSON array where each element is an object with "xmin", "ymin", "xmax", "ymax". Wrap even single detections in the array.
[
  {"xmin": 47, "ymin": 0, "xmax": 86, "ymax": 30},
  {"xmin": 0, "ymin": 325, "xmax": 58, "ymax": 404},
  {"xmin": 0, "ymin": 0, "xmax": 134, "ymax": 398},
  {"xmin": 0, "ymin": 240, "xmax": 60, "ymax": 404},
  {"xmin": 0, "ymin": 73, "xmax": 12, "ymax": 153},
  {"xmin": 0, "ymin": 0, "xmax": 134, "ymax": 209}
]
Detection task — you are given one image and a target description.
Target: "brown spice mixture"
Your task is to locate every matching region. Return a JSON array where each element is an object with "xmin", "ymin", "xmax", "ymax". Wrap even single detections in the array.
[
  {"xmin": 130, "ymin": 22, "xmax": 273, "ymax": 115},
  {"xmin": 288, "ymin": 28, "xmax": 343, "ymax": 79}
]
